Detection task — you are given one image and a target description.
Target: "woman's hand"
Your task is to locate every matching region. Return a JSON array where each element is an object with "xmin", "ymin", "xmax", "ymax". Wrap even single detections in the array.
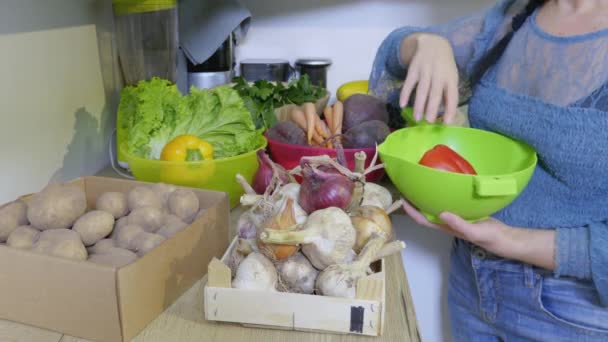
[
  {"xmin": 399, "ymin": 33, "xmax": 459, "ymax": 124},
  {"xmin": 401, "ymin": 199, "xmax": 556, "ymax": 270}
]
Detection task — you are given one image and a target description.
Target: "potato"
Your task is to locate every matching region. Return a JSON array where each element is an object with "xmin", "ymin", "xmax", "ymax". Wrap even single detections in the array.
[
  {"xmin": 127, "ymin": 206, "xmax": 164, "ymax": 232},
  {"xmin": 96, "ymin": 192, "xmax": 128, "ymax": 219},
  {"xmin": 113, "ymin": 216, "xmax": 129, "ymax": 233},
  {"xmin": 0, "ymin": 200, "xmax": 28, "ymax": 242},
  {"xmin": 130, "ymin": 232, "xmax": 166, "ymax": 256},
  {"xmin": 32, "ymin": 229, "xmax": 87, "ymax": 260},
  {"xmin": 113, "ymin": 224, "xmax": 144, "ymax": 249},
  {"xmin": 88, "ymin": 247, "xmax": 138, "ymax": 267},
  {"xmin": 110, "ymin": 216, "xmax": 128, "ymax": 241},
  {"xmin": 7, "ymin": 225, "xmax": 39, "ymax": 249},
  {"xmin": 73, "ymin": 210, "xmax": 115, "ymax": 246},
  {"xmin": 27, "ymin": 183, "xmax": 86, "ymax": 230},
  {"xmin": 127, "ymin": 186, "xmax": 162, "ymax": 211},
  {"xmin": 150, "ymin": 183, "xmax": 176, "ymax": 209},
  {"xmin": 168, "ymin": 189, "xmax": 199, "ymax": 223},
  {"xmin": 88, "ymin": 238, "xmax": 116, "ymax": 254},
  {"xmin": 157, "ymin": 214, "xmax": 188, "ymax": 238}
]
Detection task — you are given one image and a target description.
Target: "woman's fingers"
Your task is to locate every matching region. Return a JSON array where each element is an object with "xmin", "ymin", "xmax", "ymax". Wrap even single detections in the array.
[
  {"xmin": 424, "ymin": 78, "xmax": 444, "ymax": 123},
  {"xmin": 442, "ymin": 80, "xmax": 459, "ymax": 125},
  {"xmin": 413, "ymin": 68, "xmax": 431, "ymax": 121},
  {"xmin": 401, "ymin": 199, "xmax": 439, "ymax": 229},
  {"xmin": 401, "ymin": 199, "xmax": 468, "ymax": 239},
  {"xmin": 400, "ymin": 68, "xmax": 419, "ymax": 108}
]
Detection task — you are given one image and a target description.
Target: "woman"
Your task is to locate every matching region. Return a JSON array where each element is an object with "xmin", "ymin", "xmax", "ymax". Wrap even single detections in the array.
[{"xmin": 370, "ymin": 0, "xmax": 608, "ymax": 340}]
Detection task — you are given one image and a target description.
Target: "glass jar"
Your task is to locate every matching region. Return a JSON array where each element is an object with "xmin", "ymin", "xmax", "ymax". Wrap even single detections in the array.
[{"xmin": 112, "ymin": 0, "xmax": 178, "ymax": 85}]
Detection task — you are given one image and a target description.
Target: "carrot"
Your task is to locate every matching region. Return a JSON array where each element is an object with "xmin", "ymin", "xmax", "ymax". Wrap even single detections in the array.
[
  {"xmin": 304, "ymin": 103, "xmax": 317, "ymax": 145},
  {"xmin": 323, "ymin": 106, "xmax": 334, "ymax": 134},
  {"xmin": 319, "ymin": 120, "xmax": 333, "ymax": 148},
  {"xmin": 312, "ymin": 124, "xmax": 325, "ymax": 145},
  {"xmin": 290, "ymin": 109, "xmax": 308, "ymax": 132},
  {"xmin": 333, "ymin": 101, "xmax": 344, "ymax": 138},
  {"xmin": 315, "ymin": 116, "xmax": 328, "ymax": 139}
]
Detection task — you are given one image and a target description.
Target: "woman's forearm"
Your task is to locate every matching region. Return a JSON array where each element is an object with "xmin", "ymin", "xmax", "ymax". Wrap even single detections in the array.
[{"xmin": 488, "ymin": 227, "xmax": 556, "ymax": 270}]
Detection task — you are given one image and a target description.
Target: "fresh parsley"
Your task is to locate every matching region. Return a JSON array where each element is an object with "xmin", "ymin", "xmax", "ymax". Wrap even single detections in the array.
[{"xmin": 232, "ymin": 75, "xmax": 327, "ymax": 130}]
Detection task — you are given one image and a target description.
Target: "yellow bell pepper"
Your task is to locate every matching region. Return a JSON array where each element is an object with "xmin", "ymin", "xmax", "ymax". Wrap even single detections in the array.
[
  {"xmin": 159, "ymin": 135, "xmax": 216, "ymax": 187},
  {"xmin": 161, "ymin": 134, "xmax": 214, "ymax": 162}
]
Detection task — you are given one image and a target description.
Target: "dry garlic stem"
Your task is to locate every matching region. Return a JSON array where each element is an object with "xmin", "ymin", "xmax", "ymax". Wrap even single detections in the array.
[
  {"xmin": 315, "ymin": 235, "xmax": 387, "ymax": 299},
  {"xmin": 236, "ymin": 173, "xmax": 257, "ymax": 196},
  {"xmin": 372, "ymin": 240, "xmax": 406, "ymax": 262},
  {"xmin": 354, "ymin": 151, "xmax": 367, "ymax": 174}
]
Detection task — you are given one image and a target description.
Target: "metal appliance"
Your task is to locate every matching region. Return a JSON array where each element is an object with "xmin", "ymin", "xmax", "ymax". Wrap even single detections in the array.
[{"xmin": 187, "ymin": 33, "xmax": 235, "ymax": 89}]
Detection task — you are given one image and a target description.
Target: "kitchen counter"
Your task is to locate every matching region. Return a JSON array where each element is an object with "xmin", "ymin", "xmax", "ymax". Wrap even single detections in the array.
[{"xmin": 0, "ymin": 166, "xmax": 421, "ymax": 342}]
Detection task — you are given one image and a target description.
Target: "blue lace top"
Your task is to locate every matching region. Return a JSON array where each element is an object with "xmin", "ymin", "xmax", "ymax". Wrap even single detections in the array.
[{"xmin": 369, "ymin": 0, "xmax": 608, "ymax": 305}]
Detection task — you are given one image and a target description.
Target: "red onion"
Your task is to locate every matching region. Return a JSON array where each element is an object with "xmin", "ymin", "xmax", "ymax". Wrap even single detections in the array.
[
  {"xmin": 253, "ymin": 150, "xmax": 291, "ymax": 194},
  {"xmin": 298, "ymin": 163, "xmax": 354, "ymax": 213}
]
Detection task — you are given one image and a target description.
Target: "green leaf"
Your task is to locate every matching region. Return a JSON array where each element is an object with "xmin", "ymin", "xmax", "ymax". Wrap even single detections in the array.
[
  {"xmin": 229, "ymin": 74, "xmax": 326, "ymax": 130},
  {"xmin": 119, "ymin": 77, "xmax": 263, "ymax": 160}
]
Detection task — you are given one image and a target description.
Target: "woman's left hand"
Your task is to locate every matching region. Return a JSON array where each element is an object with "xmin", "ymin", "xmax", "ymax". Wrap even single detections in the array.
[{"xmin": 401, "ymin": 198, "xmax": 513, "ymax": 258}]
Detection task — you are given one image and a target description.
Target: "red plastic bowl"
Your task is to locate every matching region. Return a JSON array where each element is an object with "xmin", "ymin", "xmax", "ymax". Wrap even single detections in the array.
[{"xmin": 265, "ymin": 135, "xmax": 385, "ymax": 183}]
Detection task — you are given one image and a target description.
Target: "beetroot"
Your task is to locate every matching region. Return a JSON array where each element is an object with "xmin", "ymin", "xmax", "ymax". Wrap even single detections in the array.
[
  {"xmin": 266, "ymin": 121, "xmax": 307, "ymax": 145},
  {"xmin": 342, "ymin": 120, "xmax": 390, "ymax": 148},
  {"xmin": 342, "ymin": 94, "xmax": 388, "ymax": 131}
]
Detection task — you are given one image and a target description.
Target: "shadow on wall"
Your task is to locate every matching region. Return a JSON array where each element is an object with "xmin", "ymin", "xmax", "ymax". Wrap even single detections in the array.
[
  {"xmin": 49, "ymin": 106, "xmax": 113, "ymax": 183},
  {"xmin": 49, "ymin": 0, "xmax": 121, "ymax": 184},
  {"xmin": 0, "ymin": 0, "xmax": 123, "ymax": 185}
]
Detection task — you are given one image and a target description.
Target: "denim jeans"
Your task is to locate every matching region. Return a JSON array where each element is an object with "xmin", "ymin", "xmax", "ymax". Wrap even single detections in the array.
[{"xmin": 448, "ymin": 238, "xmax": 608, "ymax": 341}]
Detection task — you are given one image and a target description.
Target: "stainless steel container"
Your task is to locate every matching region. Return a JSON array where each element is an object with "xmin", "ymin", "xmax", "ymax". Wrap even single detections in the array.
[
  {"xmin": 187, "ymin": 33, "xmax": 235, "ymax": 89},
  {"xmin": 240, "ymin": 59, "xmax": 291, "ymax": 82},
  {"xmin": 295, "ymin": 58, "xmax": 332, "ymax": 88}
]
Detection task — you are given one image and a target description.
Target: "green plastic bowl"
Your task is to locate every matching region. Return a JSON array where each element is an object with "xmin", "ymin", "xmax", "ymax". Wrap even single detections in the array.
[
  {"xmin": 120, "ymin": 138, "xmax": 267, "ymax": 208},
  {"xmin": 378, "ymin": 111, "xmax": 537, "ymax": 223}
]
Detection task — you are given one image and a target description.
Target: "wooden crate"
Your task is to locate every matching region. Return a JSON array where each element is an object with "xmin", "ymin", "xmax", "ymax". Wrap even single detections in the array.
[{"xmin": 204, "ymin": 237, "xmax": 386, "ymax": 336}]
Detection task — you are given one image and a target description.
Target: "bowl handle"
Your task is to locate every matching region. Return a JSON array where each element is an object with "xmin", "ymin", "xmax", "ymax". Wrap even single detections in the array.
[{"xmin": 474, "ymin": 176, "xmax": 517, "ymax": 197}]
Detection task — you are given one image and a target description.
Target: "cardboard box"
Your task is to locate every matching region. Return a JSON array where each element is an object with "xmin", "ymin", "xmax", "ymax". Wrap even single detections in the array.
[
  {"xmin": 204, "ymin": 237, "xmax": 387, "ymax": 336},
  {"xmin": 0, "ymin": 176, "xmax": 230, "ymax": 342}
]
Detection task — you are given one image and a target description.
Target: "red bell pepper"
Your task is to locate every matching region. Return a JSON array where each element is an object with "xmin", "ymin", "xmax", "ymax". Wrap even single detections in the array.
[{"xmin": 419, "ymin": 144, "xmax": 477, "ymax": 175}]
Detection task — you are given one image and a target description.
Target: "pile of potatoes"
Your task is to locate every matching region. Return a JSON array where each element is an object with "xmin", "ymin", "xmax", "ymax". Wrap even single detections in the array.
[{"xmin": 0, "ymin": 182, "xmax": 202, "ymax": 268}]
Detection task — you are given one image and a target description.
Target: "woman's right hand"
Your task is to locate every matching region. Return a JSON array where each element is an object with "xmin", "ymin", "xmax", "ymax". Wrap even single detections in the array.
[{"xmin": 399, "ymin": 33, "xmax": 460, "ymax": 124}]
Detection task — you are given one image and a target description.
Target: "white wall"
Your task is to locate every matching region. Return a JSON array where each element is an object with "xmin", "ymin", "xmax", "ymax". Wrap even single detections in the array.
[
  {"xmin": 0, "ymin": 0, "xmax": 121, "ymax": 203},
  {"xmin": 235, "ymin": 1, "xmax": 494, "ymax": 341}
]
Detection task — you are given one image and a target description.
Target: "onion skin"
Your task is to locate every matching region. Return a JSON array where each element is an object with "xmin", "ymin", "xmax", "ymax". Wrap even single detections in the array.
[
  {"xmin": 257, "ymin": 198, "xmax": 300, "ymax": 261},
  {"xmin": 253, "ymin": 150, "xmax": 291, "ymax": 194},
  {"xmin": 350, "ymin": 206, "xmax": 392, "ymax": 253},
  {"xmin": 299, "ymin": 164, "xmax": 354, "ymax": 214}
]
